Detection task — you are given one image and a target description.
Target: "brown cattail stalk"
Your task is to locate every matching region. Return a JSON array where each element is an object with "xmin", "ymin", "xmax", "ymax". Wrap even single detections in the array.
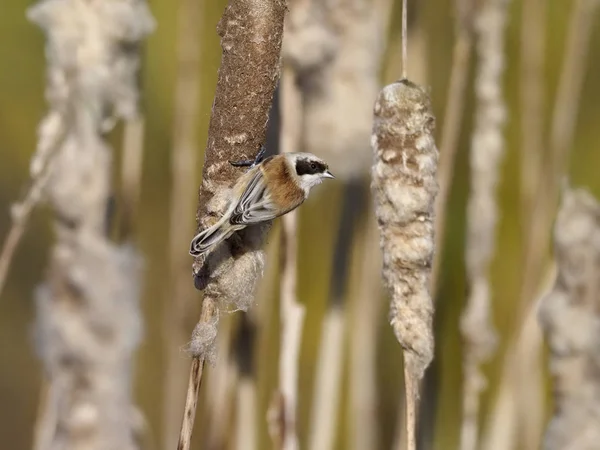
[
  {"xmin": 177, "ymin": 1, "xmax": 286, "ymax": 448},
  {"xmin": 431, "ymin": 0, "xmax": 475, "ymax": 291},
  {"xmin": 162, "ymin": 0, "xmax": 203, "ymax": 447},
  {"xmin": 371, "ymin": 79, "xmax": 439, "ymax": 450},
  {"xmin": 27, "ymin": 1, "xmax": 154, "ymax": 449},
  {"xmin": 539, "ymin": 187, "xmax": 600, "ymax": 450},
  {"xmin": 460, "ymin": 0, "xmax": 510, "ymax": 449}
]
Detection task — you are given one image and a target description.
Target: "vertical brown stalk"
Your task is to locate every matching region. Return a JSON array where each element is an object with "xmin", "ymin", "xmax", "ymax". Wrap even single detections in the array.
[
  {"xmin": 460, "ymin": 0, "xmax": 510, "ymax": 449},
  {"xmin": 162, "ymin": 0, "xmax": 203, "ymax": 447},
  {"xmin": 371, "ymin": 79, "xmax": 439, "ymax": 450},
  {"xmin": 177, "ymin": 1, "xmax": 285, "ymax": 448},
  {"xmin": 431, "ymin": 0, "xmax": 475, "ymax": 291},
  {"xmin": 538, "ymin": 188, "xmax": 600, "ymax": 450},
  {"xmin": 27, "ymin": 0, "xmax": 154, "ymax": 449}
]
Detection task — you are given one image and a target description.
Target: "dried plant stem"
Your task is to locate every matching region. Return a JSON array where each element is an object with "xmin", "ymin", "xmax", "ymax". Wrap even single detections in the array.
[
  {"xmin": 460, "ymin": 0, "xmax": 510, "ymax": 448},
  {"xmin": 268, "ymin": 63, "xmax": 305, "ymax": 450},
  {"xmin": 514, "ymin": 0, "xmax": 547, "ymax": 447},
  {"xmin": 32, "ymin": 382, "xmax": 56, "ymax": 450},
  {"xmin": 519, "ymin": 0, "xmax": 545, "ymax": 226},
  {"xmin": 205, "ymin": 317, "xmax": 236, "ymax": 449},
  {"xmin": 119, "ymin": 115, "xmax": 146, "ymax": 237},
  {"xmin": 521, "ymin": 0, "xmax": 600, "ymax": 312},
  {"xmin": 401, "ymin": 0, "xmax": 408, "ymax": 79},
  {"xmin": 481, "ymin": 262, "xmax": 556, "ymax": 450},
  {"xmin": 163, "ymin": 0, "xmax": 202, "ymax": 447},
  {"xmin": 276, "ymin": 210, "xmax": 305, "ymax": 450},
  {"xmin": 403, "ymin": 364, "xmax": 418, "ymax": 450},
  {"xmin": 431, "ymin": 0, "xmax": 475, "ymax": 291},
  {"xmin": 179, "ymin": 0, "xmax": 285, "ymax": 446},
  {"xmin": 235, "ymin": 377, "xmax": 257, "ymax": 450},
  {"xmin": 371, "ymin": 79, "xmax": 439, "ymax": 450},
  {"xmin": 177, "ymin": 298, "xmax": 217, "ymax": 450},
  {"xmin": 348, "ymin": 215, "xmax": 381, "ymax": 450},
  {"xmin": 308, "ymin": 306, "xmax": 344, "ymax": 450},
  {"xmin": 0, "ymin": 121, "xmax": 66, "ymax": 299},
  {"xmin": 0, "ymin": 173, "xmax": 48, "ymax": 298}
]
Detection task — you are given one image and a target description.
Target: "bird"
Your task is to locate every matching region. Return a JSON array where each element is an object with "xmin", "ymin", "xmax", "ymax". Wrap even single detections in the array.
[{"xmin": 189, "ymin": 148, "xmax": 334, "ymax": 257}]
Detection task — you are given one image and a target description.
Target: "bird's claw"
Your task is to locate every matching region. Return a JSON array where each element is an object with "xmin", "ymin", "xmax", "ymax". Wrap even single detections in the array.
[{"xmin": 229, "ymin": 145, "xmax": 267, "ymax": 168}]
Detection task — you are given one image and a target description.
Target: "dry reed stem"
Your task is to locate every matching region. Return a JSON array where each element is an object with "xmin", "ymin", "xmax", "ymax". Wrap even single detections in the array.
[
  {"xmin": 401, "ymin": 0, "xmax": 407, "ymax": 79},
  {"xmin": 371, "ymin": 79, "xmax": 439, "ymax": 450},
  {"xmin": 519, "ymin": 0, "xmax": 546, "ymax": 227},
  {"xmin": 120, "ymin": 116, "xmax": 145, "ymax": 237},
  {"xmin": 348, "ymin": 215, "xmax": 382, "ymax": 450},
  {"xmin": 27, "ymin": 1, "xmax": 154, "ymax": 449},
  {"xmin": 276, "ymin": 210, "xmax": 305, "ymax": 450},
  {"xmin": 178, "ymin": 0, "xmax": 285, "ymax": 447},
  {"xmin": 515, "ymin": 0, "xmax": 547, "ymax": 447},
  {"xmin": 204, "ymin": 317, "xmax": 236, "ymax": 449},
  {"xmin": 32, "ymin": 382, "xmax": 57, "ymax": 450},
  {"xmin": 177, "ymin": 300, "xmax": 216, "ymax": 450},
  {"xmin": 521, "ymin": 0, "xmax": 600, "ymax": 318},
  {"xmin": 0, "ymin": 121, "xmax": 66, "ymax": 299},
  {"xmin": 308, "ymin": 306, "xmax": 345, "ymax": 450},
  {"xmin": 235, "ymin": 377, "xmax": 258, "ymax": 450},
  {"xmin": 162, "ymin": 0, "xmax": 203, "ymax": 447},
  {"xmin": 267, "ymin": 62, "xmax": 305, "ymax": 450},
  {"xmin": 460, "ymin": 0, "xmax": 510, "ymax": 449},
  {"xmin": 286, "ymin": 0, "xmax": 387, "ymax": 445},
  {"xmin": 481, "ymin": 262, "xmax": 556, "ymax": 450},
  {"xmin": 231, "ymin": 313, "xmax": 258, "ymax": 450},
  {"xmin": 431, "ymin": 0, "xmax": 475, "ymax": 291},
  {"xmin": 539, "ymin": 188, "xmax": 600, "ymax": 450}
]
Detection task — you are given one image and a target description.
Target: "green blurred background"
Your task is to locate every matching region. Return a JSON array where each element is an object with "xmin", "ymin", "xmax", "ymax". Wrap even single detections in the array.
[{"xmin": 1, "ymin": 0, "xmax": 600, "ymax": 449}]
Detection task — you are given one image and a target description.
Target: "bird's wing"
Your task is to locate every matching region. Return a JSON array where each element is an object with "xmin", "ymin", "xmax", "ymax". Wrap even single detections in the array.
[{"xmin": 230, "ymin": 170, "xmax": 283, "ymax": 225}]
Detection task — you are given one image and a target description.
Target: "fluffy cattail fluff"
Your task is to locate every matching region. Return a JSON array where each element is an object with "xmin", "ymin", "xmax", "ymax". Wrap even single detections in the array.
[
  {"xmin": 27, "ymin": 0, "xmax": 154, "ymax": 449},
  {"xmin": 538, "ymin": 187, "xmax": 600, "ymax": 450},
  {"xmin": 371, "ymin": 78, "xmax": 439, "ymax": 381}
]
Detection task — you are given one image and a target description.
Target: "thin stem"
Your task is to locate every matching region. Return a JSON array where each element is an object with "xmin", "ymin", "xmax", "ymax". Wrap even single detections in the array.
[
  {"xmin": 0, "ymin": 121, "xmax": 66, "ymax": 299},
  {"xmin": 403, "ymin": 361, "xmax": 417, "ymax": 450},
  {"xmin": 163, "ymin": 0, "xmax": 202, "ymax": 446},
  {"xmin": 177, "ymin": 298, "xmax": 217, "ymax": 450},
  {"xmin": 401, "ymin": 0, "xmax": 408, "ymax": 79},
  {"xmin": 274, "ymin": 64, "xmax": 305, "ymax": 450},
  {"xmin": 431, "ymin": 0, "xmax": 475, "ymax": 292},
  {"xmin": 119, "ymin": 115, "xmax": 145, "ymax": 238}
]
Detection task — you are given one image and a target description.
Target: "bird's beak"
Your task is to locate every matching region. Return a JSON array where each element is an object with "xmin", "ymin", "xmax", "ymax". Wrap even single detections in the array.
[{"xmin": 323, "ymin": 170, "xmax": 335, "ymax": 179}]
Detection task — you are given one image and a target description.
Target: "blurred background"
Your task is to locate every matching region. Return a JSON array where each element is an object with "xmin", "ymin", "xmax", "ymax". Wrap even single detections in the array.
[{"xmin": 1, "ymin": 0, "xmax": 600, "ymax": 449}]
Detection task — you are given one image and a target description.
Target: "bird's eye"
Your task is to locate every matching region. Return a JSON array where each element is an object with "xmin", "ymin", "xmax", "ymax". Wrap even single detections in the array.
[{"xmin": 310, "ymin": 163, "xmax": 317, "ymax": 170}]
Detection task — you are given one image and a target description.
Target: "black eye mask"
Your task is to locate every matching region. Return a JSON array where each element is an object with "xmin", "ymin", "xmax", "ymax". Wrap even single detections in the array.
[{"xmin": 295, "ymin": 159, "xmax": 327, "ymax": 176}]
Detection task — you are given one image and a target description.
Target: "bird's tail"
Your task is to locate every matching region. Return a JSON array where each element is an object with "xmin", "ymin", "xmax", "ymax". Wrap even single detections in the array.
[{"xmin": 189, "ymin": 218, "xmax": 236, "ymax": 257}]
